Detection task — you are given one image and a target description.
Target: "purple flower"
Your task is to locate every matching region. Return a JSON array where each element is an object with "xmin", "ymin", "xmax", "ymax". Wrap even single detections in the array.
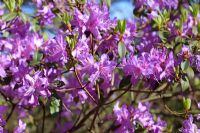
[
  {"xmin": 196, "ymin": 55, "xmax": 200, "ymax": 72},
  {"xmin": 37, "ymin": 3, "xmax": 55, "ymax": 25},
  {"xmin": 159, "ymin": 51, "xmax": 175, "ymax": 80},
  {"xmin": 72, "ymin": 2, "xmax": 114, "ymax": 40},
  {"xmin": 18, "ymin": 71, "xmax": 50, "ymax": 106},
  {"xmin": 0, "ymin": 66, "xmax": 6, "ymax": 78},
  {"xmin": 0, "ymin": 54, "xmax": 11, "ymax": 78},
  {"xmin": 33, "ymin": 0, "xmax": 44, "ymax": 7},
  {"xmin": 89, "ymin": 54, "xmax": 116, "ymax": 89},
  {"xmin": 178, "ymin": 45, "xmax": 193, "ymax": 60},
  {"xmin": 198, "ymin": 102, "xmax": 200, "ymax": 109},
  {"xmin": 113, "ymin": 102, "xmax": 134, "ymax": 132},
  {"xmin": 0, "ymin": 116, "xmax": 5, "ymax": 133},
  {"xmin": 72, "ymin": 35, "xmax": 90, "ymax": 61},
  {"xmin": 0, "ymin": 6, "xmax": 4, "ymax": 16},
  {"xmin": 0, "ymin": 106, "xmax": 7, "ymax": 133},
  {"xmin": 14, "ymin": 119, "xmax": 26, "ymax": 133},
  {"xmin": 181, "ymin": 115, "xmax": 200, "ymax": 133},
  {"xmin": 113, "ymin": 102, "xmax": 166, "ymax": 132},
  {"xmin": 9, "ymin": 18, "xmax": 31, "ymax": 38},
  {"xmin": 121, "ymin": 48, "xmax": 175, "ymax": 83},
  {"xmin": 43, "ymin": 34, "xmax": 68, "ymax": 64}
]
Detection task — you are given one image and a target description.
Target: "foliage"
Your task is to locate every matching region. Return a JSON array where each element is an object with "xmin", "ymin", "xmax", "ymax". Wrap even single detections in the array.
[{"xmin": 0, "ymin": 0, "xmax": 200, "ymax": 132}]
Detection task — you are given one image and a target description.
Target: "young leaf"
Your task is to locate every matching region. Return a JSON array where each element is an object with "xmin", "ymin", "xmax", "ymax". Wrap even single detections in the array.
[
  {"xmin": 30, "ymin": 51, "xmax": 43, "ymax": 66},
  {"xmin": 117, "ymin": 20, "xmax": 122, "ymax": 33},
  {"xmin": 183, "ymin": 97, "xmax": 191, "ymax": 110},
  {"xmin": 19, "ymin": 12, "xmax": 28, "ymax": 23},
  {"xmin": 2, "ymin": 12, "xmax": 17, "ymax": 21},
  {"xmin": 197, "ymin": 21, "xmax": 200, "ymax": 34},
  {"xmin": 118, "ymin": 41, "xmax": 126, "ymax": 58},
  {"xmin": 3, "ymin": 0, "xmax": 16, "ymax": 12},
  {"xmin": 50, "ymin": 97, "xmax": 60, "ymax": 114},
  {"xmin": 122, "ymin": 19, "xmax": 126, "ymax": 34},
  {"xmin": 17, "ymin": 0, "xmax": 24, "ymax": 6}
]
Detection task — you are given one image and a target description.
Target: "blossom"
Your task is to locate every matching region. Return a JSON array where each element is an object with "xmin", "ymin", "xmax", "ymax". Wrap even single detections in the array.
[
  {"xmin": 121, "ymin": 48, "xmax": 175, "ymax": 83},
  {"xmin": 33, "ymin": 0, "xmax": 45, "ymax": 7},
  {"xmin": 14, "ymin": 120, "xmax": 26, "ymax": 133},
  {"xmin": 0, "ymin": 116, "xmax": 5, "ymax": 133},
  {"xmin": 1, "ymin": 0, "xmax": 200, "ymax": 132},
  {"xmin": 37, "ymin": 3, "xmax": 55, "ymax": 25},
  {"xmin": 89, "ymin": 54, "xmax": 116, "ymax": 88},
  {"xmin": 181, "ymin": 115, "xmax": 200, "ymax": 133},
  {"xmin": 113, "ymin": 102, "xmax": 135, "ymax": 132},
  {"xmin": 43, "ymin": 34, "xmax": 68, "ymax": 64},
  {"xmin": 72, "ymin": 2, "xmax": 114, "ymax": 40},
  {"xmin": 196, "ymin": 55, "xmax": 200, "ymax": 72},
  {"xmin": 9, "ymin": 18, "xmax": 31, "ymax": 38},
  {"xmin": 0, "ymin": 106, "xmax": 7, "ymax": 133},
  {"xmin": 18, "ymin": 71, "xmax": 50, "ymax": 106},
  {"xmin": 113, "ymin": 102, "xmax": 166, "ymax": 133},
  {"xmin": 179, "ymin": 45, "xmax": 193, "ymax": 60}
]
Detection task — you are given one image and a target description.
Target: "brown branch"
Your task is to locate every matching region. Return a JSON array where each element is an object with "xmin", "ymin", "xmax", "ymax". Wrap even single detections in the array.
[
  {"xmin": 6, "ymin": 103, "xmax": 16, "ymax": 122},
  {"xmin": 73, "ymin": 67, "xmax": 97, "ymax": 104},
  {"xmin": 89, "ymin": 106, "xmax": 100, "ymax": 131},
  {"xmin": 104, "ymin": 84, "xmax": 132, "ymax": 105}
]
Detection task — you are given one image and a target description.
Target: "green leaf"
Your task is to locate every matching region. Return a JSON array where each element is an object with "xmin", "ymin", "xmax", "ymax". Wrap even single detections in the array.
[
  {"xmin": 3, "ymin": 0, "xmax": 16, "ymax": 12},
  {"xmin": 122, "ymin": 19, "xmax": 126, "ymax": 34},
  {"xmin": 1, "ymin": 12, "xmax": 17, "ymax": 21},
  {"xmin": 30, "ymin": 51, "xmax": 43, "ymax": 66},
  {"xmin": 42, "ymin": 32, "xmax": 49, "ymax": 42},
  {"xmin": 2, "ymin": 31, "xmax": 9, "ymax": 37},
  {"xmin": 117, "ymin": 20, "xmax": 126, "ymax": 34},
  {"xmin": 180, "ymin": 8, "xmax": 188, "ymax": 22},
  {"xmin": 117, "ymin": 20, "xmax": 122, "ymax": 33},
  {"xmin": 66, "ymin": 36, "xmax": 76, "ymax": 50},
  {"xmin": 186, "ymin": 66, "xmax": 194, "ymax": 79},
  {"xmin": 192, "ymin": 26, "xmax": 198, "ymax": 36},
  {"xmin": 181, "ymin": 60, "xmax": 189, "ymax": 71},
  {"xmin": 189, "ymin": 6, "xmax": 193, "ymax": 13},
  {"xmin": 158, "ymin": 30, "xmax": 169, "ymax": 42},
  {"xmin": 50, "ymin": 97, "xmax": 60, "ymax": 114},
  {"xmin": 17, "ymin": 0, "xmax": 24, "ymax": 6},
  {"xmin": 153, "ymin": 16, "xmax": 163, "ymax": 29},
  {"xmin": 180, "ymin": 77, "xmax": 190, "ymax": 91},
  {"xmin": 118, "ymin": 41, "xmax": 126, "ymax": 58},
  {"xmin": 105, "ymin": 0, "xmax": 111, "ymax": 8},
  {"xmin": 174, "ymin": 20, "xmax": 182, "ymax": 30},
  {"xmin": 197, "ymin": 22, "xmax": 200, "ymax": 34},
  {"xmin": 76, "ymin": 0, "xmax": 86, "ymax": 4},
  {"xmin": 119, "ymin": 75, "xmax": 131, "ymax": 89},
  {"xmin": 19, "ymin": 12, "xmax": 28, "ymax": 23},
  {"xmin": 183, "ymin": 97, "xmax": 191, "ymax": 110},
  {"xmin": 174, "ymin": 43, "xmax": 182, "ymax": 55},
  {"xmin": 189, "ymin": 4, "xmax": 199, "ymax": 18}
]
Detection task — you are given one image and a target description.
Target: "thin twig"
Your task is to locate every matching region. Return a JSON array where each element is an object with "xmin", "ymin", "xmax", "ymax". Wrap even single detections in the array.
[
  {"xmin": 6, "ymin": 103, "xmax": 16, "ymax": 122},
  {"xmin": 74, "ymin": 67, "xmax": 97, "ymax": 104},
  {"xmin": 89, "ymin": 106, "xmax": 99, "ymax": 131},
  {"xmin": 104, "ymin": 84, "xmax": 132, "ymax": 105},
  {"xmin": 39, "ymin": 100, "xmax": 46, "ymax": 133}
]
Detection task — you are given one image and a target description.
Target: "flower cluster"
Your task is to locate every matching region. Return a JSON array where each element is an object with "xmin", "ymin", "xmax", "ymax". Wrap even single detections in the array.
[
  {"xmin": 113, "ymin": 102, "xmax": 166, "ymax": 133},
  {"xmin": 0, "ymin": 0, "xmax": 200, "ymax": 132}
]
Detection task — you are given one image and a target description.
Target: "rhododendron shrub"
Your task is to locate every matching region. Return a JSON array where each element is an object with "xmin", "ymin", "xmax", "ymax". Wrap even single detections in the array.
[{"xmin": 1, "ymin": 0, "xmax": 200, "ymax": 132}]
